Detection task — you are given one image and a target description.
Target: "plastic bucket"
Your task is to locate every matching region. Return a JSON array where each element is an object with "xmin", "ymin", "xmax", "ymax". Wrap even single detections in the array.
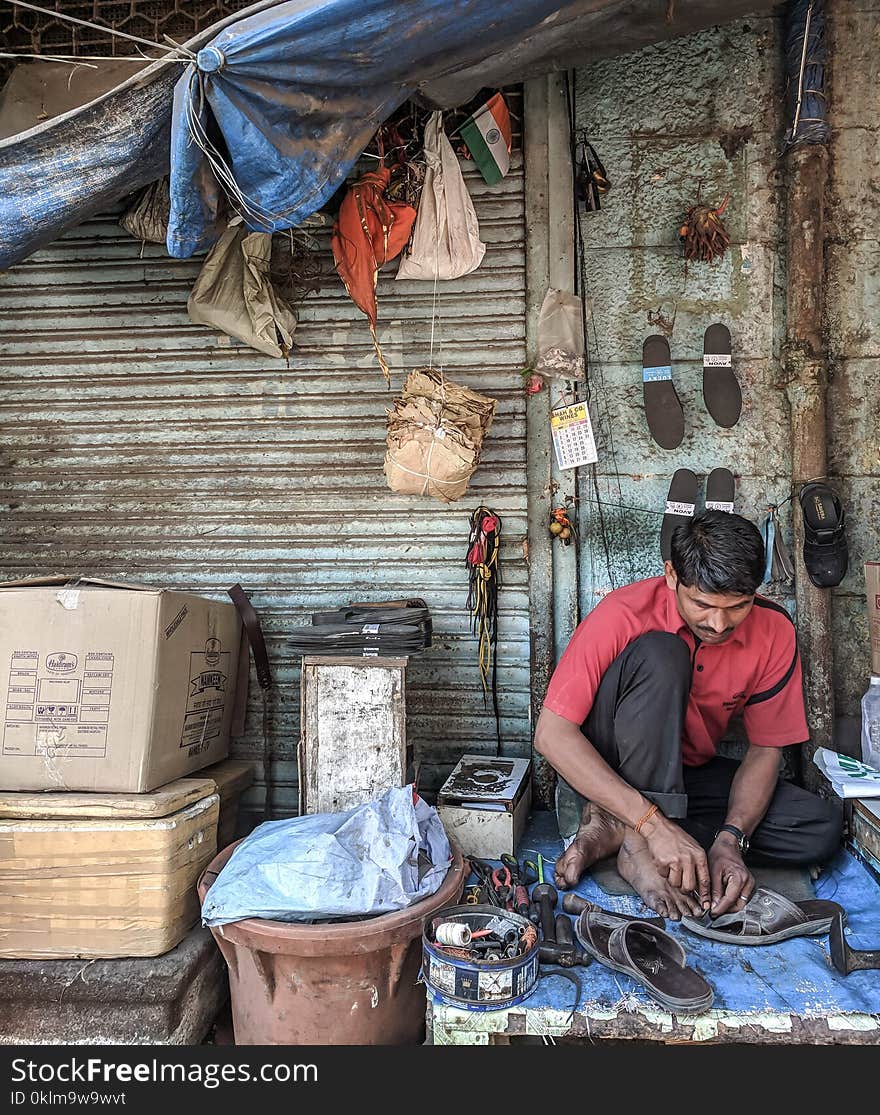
[{"xmin": 197, "ymin": 840, "xmax": 466, "ymax": 1045}]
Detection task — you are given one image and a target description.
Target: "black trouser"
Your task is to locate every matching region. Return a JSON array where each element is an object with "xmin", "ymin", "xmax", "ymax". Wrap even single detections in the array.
[{"xmin": 555, "ymin": 631, "xmax": 842, "ymax": 865}]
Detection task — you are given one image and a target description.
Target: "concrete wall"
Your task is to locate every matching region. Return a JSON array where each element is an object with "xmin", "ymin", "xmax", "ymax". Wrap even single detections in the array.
[
  {"xmin": 574, "ymin": 5, "xmax": 878, "ymax": 739},
  {"xmin": 574, "ymin": 13, "xmax": 790, "ymax": 604}
]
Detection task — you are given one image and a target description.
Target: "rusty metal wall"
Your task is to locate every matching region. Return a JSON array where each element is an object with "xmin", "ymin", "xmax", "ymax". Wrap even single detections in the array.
[
  {"xmin": 0, "ymin": 156, "xmax": 530, "ymax": 818},
  {"xmin": 573, "ymin": 14, "xmax": 795, "ymax": 631},
  {"xmin": 826, "ymin": 0, "xmax": 880, "ymax": 731}
]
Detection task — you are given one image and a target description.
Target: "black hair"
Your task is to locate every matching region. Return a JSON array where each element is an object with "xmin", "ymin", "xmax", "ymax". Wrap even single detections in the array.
[{"xmin": 670, "ymin": 511, "xmax": 765, "ymax": 596}]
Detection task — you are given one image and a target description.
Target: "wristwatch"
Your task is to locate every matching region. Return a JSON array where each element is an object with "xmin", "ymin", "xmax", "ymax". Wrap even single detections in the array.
[{"xmin": 714, "ymin": 824, "xmax": 750, "ymax": 855}]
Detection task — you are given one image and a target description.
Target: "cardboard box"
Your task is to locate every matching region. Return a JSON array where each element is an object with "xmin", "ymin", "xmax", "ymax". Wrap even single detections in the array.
[
  {"xmin": 866, "ymin": 563, "xmax": 880, "ymax": 676},
  {"xmin": 850, "ymin": 798, "xmax": 880, "ymax": 886},
  {"xmin": 201, "ymin": 758, "xmax": 255, "ymax": 849},
  {"xmin": 0, "ymin": 576, "xmax": 243, "ymax": 792},
  {"xmin": 437, "ymin": 754, "xmax": 531, "ymax": 859},
  {"xmin": 0, "ymin": 780, "xmax": 219, "ymax": 959}
]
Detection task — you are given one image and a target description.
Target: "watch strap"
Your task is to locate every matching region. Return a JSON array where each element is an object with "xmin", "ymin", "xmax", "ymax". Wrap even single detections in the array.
[{"xmin": 715, "ymin": 823, "xmax": 749, "ymax": 851}]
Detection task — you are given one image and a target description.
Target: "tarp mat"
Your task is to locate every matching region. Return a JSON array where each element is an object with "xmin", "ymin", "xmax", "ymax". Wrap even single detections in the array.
[{"xmin": 450, "ymin": 810, "xmax": 880, "ymax": 1020}]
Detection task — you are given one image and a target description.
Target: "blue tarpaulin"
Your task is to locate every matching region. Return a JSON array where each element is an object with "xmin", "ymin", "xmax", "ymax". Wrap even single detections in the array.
[
  {"xmin": 0, "ymin": 0, "xmax": 777, "ymax": 271},
  {"xmin": 167, "ymin": 0, "xmax": 578, "ymax": 257}
]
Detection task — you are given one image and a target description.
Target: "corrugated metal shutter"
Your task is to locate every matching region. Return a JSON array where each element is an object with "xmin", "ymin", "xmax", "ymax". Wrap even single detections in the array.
[{"xmin": 0, "ymin": 154, "xmax": 529, "ymax": 817}]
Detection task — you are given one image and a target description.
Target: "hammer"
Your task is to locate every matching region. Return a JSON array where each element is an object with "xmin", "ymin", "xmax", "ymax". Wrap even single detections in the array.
[
  {"xmin": 539, "ymin": 940, "xmax": 591, "ymax": 968},
  {"xmin": 555, "ymin": 913, "xmax": 574, "ymax": 946},
  {"xmin": 532, "ymin": 882, "xmax": 558, "ymax": 943},
  {"xmin": 830, "ymin": 911, "xmax": 880, "ymax": 975}
]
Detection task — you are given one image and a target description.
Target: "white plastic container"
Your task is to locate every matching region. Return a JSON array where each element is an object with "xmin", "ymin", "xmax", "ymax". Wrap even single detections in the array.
[{"xmin": 861, "ymin": 676, "xmax": 880, "ymax": 769}]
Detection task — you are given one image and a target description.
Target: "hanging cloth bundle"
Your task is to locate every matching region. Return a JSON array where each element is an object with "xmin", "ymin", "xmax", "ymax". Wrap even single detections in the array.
[
  {"xmin": 331, "ymin": 165, "xmax": 416, "ymax": 380},
  {"xmin": 465, "ymin": 506, "xmax": 502, "ymax": 752},
  {"xmin": 761, "ymin": 505, "xmax": 795, "ymax": 585}
]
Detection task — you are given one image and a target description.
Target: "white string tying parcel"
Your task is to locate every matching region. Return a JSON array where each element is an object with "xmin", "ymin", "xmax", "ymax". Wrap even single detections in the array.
[{"xmin": 391, "ymin": 413, "xmax": 459, "ymax": 496}]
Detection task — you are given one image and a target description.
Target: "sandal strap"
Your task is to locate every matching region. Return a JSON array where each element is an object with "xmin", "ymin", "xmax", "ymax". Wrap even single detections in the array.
[
  {"xmin": 607, "ymin": 921, "xmax": 685, "ymax": 973},
  {"xmin": 707, "ymin": 887, "xmax": 807, "ymax": 936}
]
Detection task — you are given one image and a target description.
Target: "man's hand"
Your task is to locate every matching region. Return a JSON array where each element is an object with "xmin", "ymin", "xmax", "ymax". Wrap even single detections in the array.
[
  {"xmin": 641, "ymin": 814, "xmax": 711, "ymax": 909},
  {"xmin": 708, "ymin": 833, "xmax": 755, "ymax": 916}
]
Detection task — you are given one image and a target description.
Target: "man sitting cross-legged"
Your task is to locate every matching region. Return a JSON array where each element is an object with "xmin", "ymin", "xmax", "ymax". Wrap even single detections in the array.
[{"xmin": 534, "ymin": 511, "xmax": 841, "ymax": 920}]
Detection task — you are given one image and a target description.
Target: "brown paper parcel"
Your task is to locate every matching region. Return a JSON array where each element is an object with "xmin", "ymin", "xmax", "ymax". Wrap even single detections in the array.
[{"xmin": 384, "ymin": 368, "xmax": 496, "ymax": 503}]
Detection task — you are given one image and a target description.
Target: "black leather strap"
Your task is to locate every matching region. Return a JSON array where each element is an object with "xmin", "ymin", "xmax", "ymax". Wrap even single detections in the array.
[
  {"xmin": 228, "ymin": 583, "xmax": 272, "ymax": 690},
  {"xmin": 715, "ymin": 823, "xmax": 749, "ymax": 853}
]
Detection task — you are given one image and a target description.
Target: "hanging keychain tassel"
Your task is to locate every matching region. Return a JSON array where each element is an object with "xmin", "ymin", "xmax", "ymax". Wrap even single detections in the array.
[{"xmin": 465, "ymin": 506, "xmax": 503, "ymax": 753}]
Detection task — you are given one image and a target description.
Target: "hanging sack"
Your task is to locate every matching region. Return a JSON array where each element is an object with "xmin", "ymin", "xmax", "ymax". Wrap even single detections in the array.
[
  {"xmin": 536, "ymin": 288, "xmax": 586, "ymax": 380},
  {"xmin": 120, "ymin": 177, "xmax": 171, "ymax": 244},
  {"xmin": 396, "ymin": 111, "xmax": 486, "ymax": 281},
  {"xmin": 188, "ymin": 218, "xmax": 297, "ymax": 358}
]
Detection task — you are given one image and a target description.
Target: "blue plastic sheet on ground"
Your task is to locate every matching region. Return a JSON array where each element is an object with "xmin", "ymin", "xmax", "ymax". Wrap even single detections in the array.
[
  {"xmin": 201, "ymin": 784, "xmax": 452, "ymax": 926},
  {"xmin": 455, "ymin": 811, "xmax": 880, "ymax": 1022}
]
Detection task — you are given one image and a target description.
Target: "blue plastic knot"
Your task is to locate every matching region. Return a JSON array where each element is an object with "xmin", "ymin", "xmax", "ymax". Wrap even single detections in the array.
[{"xmin": 196, "ymin": 46, "xmax": 225, "ymax": 73}]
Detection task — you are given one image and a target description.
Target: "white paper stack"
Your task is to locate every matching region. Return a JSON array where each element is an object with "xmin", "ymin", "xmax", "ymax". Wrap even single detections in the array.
[{"xmin": 813, "ymin": 747, "xmax": 880, "ymax": 799}]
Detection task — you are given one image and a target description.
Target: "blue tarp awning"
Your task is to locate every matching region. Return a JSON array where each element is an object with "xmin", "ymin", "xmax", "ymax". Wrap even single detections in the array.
[{"xmin": 0, "ymin": 0, "xmax": 775, "ymax": 270}]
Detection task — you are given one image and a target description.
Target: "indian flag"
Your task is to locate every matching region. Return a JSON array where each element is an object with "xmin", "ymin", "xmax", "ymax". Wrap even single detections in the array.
[{"xmin": 460, "ymin": 93, "xmax": 512, "ymax": 186}]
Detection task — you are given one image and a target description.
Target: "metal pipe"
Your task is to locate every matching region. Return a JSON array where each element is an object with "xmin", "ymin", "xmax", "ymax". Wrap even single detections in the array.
[{"xmin": 781, "ymin": 3, "xmax": 836, "ymax": 790}]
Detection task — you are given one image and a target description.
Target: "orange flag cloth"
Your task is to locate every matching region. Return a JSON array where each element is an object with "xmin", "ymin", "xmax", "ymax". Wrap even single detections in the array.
[{"xmin": 331, "ymin": 166, "xmax": 416, "ymax": 380}]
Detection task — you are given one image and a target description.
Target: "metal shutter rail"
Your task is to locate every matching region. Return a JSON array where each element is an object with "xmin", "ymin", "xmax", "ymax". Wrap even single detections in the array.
[{"xmin": 0, "ymin": 155, "xmax": 529, "ymax": 816}]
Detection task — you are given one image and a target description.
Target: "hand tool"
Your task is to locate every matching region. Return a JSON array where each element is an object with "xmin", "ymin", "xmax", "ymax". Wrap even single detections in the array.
[
  {"xmin": 539, "ymin": 942, "xmax": 591, "ymax": 968},
  {"xmin": 562, "ymin": 893, "xmax": 666, "ymax": 927},
  {"xmin": 830, "ymin": 911, "xmax": 880, "ymax": 975},
  {"xmin": 528, "ymin": 900, "xmax": 541, "ymax": 925},
  {"xmin": 491, "ymin": 865, "xmax": 514, "ymax": 910},
  {"xmin": 532, "ymin": 882, "xmax": 558, "ymax": 943},
  {"xmin": 537, "ymin": 853, "xmax": 545, "ymax": 885},
  {"xmin": 500, "ymin": 854, "xmax": 531, "ymax": 917},
  {"xmin": 469, "ymin": 858, "xmax": 502, "ymax": 907},
  {"xmin": 555, "ymin": 913, "xmax": 574, "ymax": 947},
  {"xmin": 464, "ymin": 885, "xmax": 481, "ymax": 905}
]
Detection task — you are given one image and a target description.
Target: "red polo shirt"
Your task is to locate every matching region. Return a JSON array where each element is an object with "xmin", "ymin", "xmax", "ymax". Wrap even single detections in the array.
[{"xmin": 543, "ymin": 576, "xmax": 808, "ymax": 766}]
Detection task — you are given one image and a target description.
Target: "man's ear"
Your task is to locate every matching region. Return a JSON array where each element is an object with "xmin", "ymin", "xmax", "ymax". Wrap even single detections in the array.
[{"xmin": 663, "ymin": 560, "xmax": 678, "ymax": 591}]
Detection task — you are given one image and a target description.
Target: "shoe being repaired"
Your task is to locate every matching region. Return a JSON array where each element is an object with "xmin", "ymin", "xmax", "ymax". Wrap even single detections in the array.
[{"xmin": 534, "ymin": 511, "xmax": 841, "ymax": 921}]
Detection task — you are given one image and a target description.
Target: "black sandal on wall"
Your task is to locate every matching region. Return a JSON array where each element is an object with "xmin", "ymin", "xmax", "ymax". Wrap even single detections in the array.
[{"xmin": 798, "ymin": 481, "xmax": 848, "ymax": 588}]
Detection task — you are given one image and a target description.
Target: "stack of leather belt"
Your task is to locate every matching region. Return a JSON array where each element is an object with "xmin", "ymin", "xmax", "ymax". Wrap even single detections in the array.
[{"xmin": 288, "ymin": 599, "xmax": 432, "ymax": 658}]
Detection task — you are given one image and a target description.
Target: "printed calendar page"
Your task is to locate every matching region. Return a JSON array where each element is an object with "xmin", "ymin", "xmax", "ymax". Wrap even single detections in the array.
[{"xmin": 550, "ymin": 401, "xmax": 598, "ymax": 469}]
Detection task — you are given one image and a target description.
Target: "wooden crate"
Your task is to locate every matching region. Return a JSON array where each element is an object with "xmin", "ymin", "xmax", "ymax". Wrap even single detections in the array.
[{"xmin": 299, "ymin": 656, "xmax": 409, "ymax": 815}]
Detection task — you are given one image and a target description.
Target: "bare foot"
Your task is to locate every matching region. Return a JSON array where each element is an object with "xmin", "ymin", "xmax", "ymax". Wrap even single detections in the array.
[
  {"xmin": 554, "ymin": 803, "xmax": 624, "ymax": 890},
  {"xmin": 616, "ymin": 832, "xmax": 702, "ymax": 921}
]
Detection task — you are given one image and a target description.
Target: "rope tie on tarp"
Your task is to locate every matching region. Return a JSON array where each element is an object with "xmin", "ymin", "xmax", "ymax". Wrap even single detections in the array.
[{"xmin": 781, "ymin": 0, "xmax": 829, "ymax": 151}]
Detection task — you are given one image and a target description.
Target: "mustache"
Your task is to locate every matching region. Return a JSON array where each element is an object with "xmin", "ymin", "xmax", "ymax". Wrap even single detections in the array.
[{"xmin": 697, "ymin": 625, "xmax": 734, "ymax": 637}]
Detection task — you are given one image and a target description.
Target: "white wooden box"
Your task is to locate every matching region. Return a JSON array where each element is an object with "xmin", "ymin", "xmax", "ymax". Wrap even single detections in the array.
[
  {"xmin": 437, "ymin": 755, "xmax": 531, "ymax": 858},
  {"xmin": 299, "ymin": 656, "xmax": 409, "ymax": 815}
]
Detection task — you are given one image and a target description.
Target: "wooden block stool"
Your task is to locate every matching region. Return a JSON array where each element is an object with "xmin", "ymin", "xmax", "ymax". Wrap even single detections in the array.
[{"xmin": 298, "ymin": 656, "xmax": 410, "ymax": 815}]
